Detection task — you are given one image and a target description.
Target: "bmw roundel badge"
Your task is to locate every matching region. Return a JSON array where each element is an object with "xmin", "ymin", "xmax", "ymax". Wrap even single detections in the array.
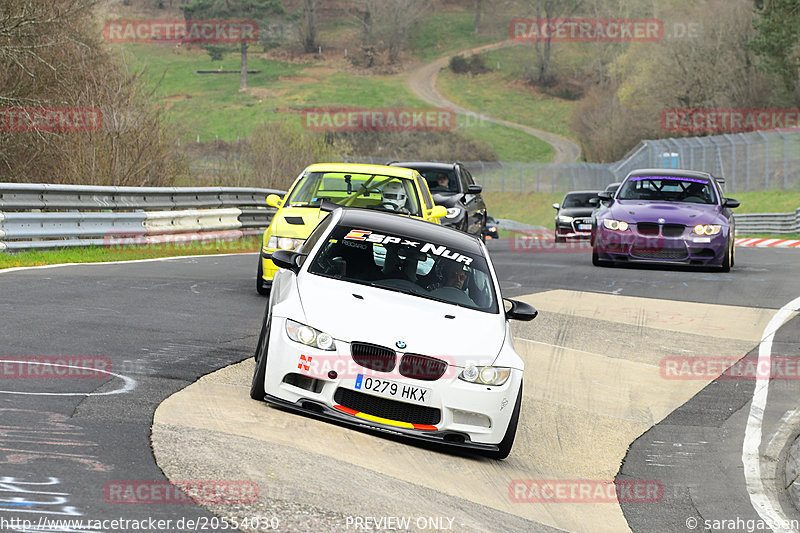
[
  {"xmin": 396, "ymin": 340, "xmax": 407, "ymax": 349},
  {"xmin": 658, "ymin": 218, "xmax": 666, "ymax": 224}
]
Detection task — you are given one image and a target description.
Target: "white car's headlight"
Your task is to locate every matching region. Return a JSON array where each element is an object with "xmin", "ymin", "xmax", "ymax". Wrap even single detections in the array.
[
  {"xmin": 445, "ymin": 207, "xmax": 462, "ymax": 219},
  {"xmin": 285, "ymin": 320, "xmax": 336, "ymax": 351},
  {"xmin": 267, "ymin": 236, "xmax": 306, "ymax": 251},
  {"xmin": 558, "ymin": 215, "xmax": 574, "ymax": 223},
  {"xmin": 602, "ymin": 219, "xmax": 629, "ymax": 231},
  {"xmin": 459, "ymin": 364, "xmax": 511, "ymax": 386},
  {"xmin": 693, "ymin": 224, "xmax": 721, "ymax": 236}
]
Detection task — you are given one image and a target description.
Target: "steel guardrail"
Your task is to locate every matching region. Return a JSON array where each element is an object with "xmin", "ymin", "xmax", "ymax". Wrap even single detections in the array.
[
  {"xmin": 0, "ymin": 183, "xmax": 284, "ymax": 251},
  {"xmin": 733, "ymin": 209, "xmax": 800, "ymax": 235}
]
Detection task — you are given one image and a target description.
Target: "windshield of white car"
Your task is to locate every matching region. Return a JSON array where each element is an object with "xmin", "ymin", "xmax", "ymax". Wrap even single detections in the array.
[
  {"xmin": 307, "ymin": 225, "xmax": 499, "ymax": 313},
  {"xmin": 562, "ymin": 193, "xmax": 598, "ymax": 208},
  {"xmin": 616, "ymin": 176, "xmax": 718, "ymax": 204},
  {"xmin": 286, "ymin": 172, "xmax": 422, "ymax": 216}
]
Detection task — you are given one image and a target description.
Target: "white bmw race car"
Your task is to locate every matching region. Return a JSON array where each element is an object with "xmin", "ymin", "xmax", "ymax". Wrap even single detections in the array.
[{"xmin": 250, "ymin": 207, "xmax": 537, "ymax": 459}]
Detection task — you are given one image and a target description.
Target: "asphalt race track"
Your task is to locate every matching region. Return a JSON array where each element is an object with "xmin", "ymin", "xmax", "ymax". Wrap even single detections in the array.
[{"xmin": 1, "ymin": 242, "xmax": 799, "ymax": 533}]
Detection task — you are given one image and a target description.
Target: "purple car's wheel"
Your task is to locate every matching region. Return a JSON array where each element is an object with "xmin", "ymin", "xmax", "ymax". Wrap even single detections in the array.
[{"xmin": 720, "ymin": 235, "xmax": 732, "ymax": 272}]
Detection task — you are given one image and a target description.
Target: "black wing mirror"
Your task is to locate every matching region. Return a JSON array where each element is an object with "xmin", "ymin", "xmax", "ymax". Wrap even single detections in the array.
[
  {"xmin": 466, "ymin": 184, "xmax": 483, "ymax": 194},
  {"xmin": 271, "ymin": 250, "xmax": 305, "ymax": 274},
  {"xmin": 504, "ymin": 299, "xmax": 538, "ymax": 321},
  {"xmin": 724, "ymin": 198, "xmax": 740, "ymax": 208}
]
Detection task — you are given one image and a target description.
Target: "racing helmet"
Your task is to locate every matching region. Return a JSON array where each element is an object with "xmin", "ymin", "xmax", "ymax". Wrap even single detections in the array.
[{"xmin": 381, "ymin": 181, "xmax": 407, "ymax": 211}]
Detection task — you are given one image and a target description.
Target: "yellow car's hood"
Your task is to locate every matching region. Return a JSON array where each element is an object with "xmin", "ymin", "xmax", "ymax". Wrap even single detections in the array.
[{"xmin": 268, "ymin": 207, "xmax": 330, "ymax": 240}]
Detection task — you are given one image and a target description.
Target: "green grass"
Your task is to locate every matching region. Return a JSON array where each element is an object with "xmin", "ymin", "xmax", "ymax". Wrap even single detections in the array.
[
  {"xmin": 727, "ymin": 190, "xmax": 800, "ymax": 214},
  {"xmin": 458, "ymin": 120, "xmax": 553, "ymax": 162},
  {"xmin": 0, "ymin": 237, "xmax": 261, "ymax": 269},
  {"xmin": 438, "ymin": 66, "xmax": 576, "ymax": 140},
  {"xmin": 410, "ymin": 11, "xmax": 499, "ymax": 62}
]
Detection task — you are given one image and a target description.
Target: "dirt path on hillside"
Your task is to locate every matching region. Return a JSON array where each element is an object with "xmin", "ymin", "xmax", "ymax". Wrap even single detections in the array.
[{"xmin": 407, "ymin": 40, "xmax": 582, "ymax": 163}]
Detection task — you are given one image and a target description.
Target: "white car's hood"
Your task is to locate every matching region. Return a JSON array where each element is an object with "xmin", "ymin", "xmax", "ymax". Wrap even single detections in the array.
[{"xmin": 295, "ymin": 275, "xmax": 505, "ymax": 366}]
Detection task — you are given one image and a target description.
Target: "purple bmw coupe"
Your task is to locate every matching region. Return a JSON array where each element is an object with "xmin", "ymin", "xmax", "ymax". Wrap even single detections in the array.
[{"xmin": 591, "ymin": 169, "xmax": 740, "ymax": 271}]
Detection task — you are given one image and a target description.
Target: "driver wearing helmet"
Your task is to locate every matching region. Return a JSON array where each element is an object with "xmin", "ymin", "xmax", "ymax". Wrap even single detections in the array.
[{"xmin": 379, "ymin": 181, "xmax": 409, "ymax": 214}]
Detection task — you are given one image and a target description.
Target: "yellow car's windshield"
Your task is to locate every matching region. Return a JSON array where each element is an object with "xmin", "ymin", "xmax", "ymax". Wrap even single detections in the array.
[{"xmin": 286, "ymin": 172, "xmax": 422, "ymax": 217}]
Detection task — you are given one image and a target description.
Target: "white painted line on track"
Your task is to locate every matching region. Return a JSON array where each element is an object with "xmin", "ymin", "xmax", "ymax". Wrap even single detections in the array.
[
  {"xmin": 743, "ymin": 295, "xmax": 800, "ymax": 532},
  {"xmin": 0, "ymin": 252, "xmax": 258, "ymax": 275},
  {"xmin": 0, "ymin": 359, "xmax": 137, "ymax": 396}
]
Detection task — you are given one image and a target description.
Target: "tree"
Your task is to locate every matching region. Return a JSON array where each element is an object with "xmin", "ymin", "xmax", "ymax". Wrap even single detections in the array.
[
  {"xmin": 750, "ymin": 0, "xmax": 800, "ymax": 104},
  {"xmin": 474, "ymin": 0, "xmax": 483, "ymax": 33},
  {"xmin": 0, "ymin": 0, "xmax": 187, "ymax": 184},
  {"xmin": 518, "ymin": 0, "xmax": 583, "ymax": 86},
  {"xmin": 300, "ymin": 0, "xmax": 320, "ymax": 54},
  {"xmin": 180, "ymin": 0, "xmax": 284, "ymax": 90},
  {"xmin": 355, "ymin": 0, "xmax": 432, "ymax": 64}
]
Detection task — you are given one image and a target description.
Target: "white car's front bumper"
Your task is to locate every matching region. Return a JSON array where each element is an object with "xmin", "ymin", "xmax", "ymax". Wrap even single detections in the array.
[{"xmin": 262, "ymin": 316, "xmax": 523, "ymax": 449}]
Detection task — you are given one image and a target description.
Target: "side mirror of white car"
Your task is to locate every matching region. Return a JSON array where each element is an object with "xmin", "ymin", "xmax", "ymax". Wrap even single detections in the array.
[
  {"xmin": 504, "ymin": 299, "xmax": 538, "ymax": 321},
  {"xmin": 272, "ymin": 250, "xmax": 305, "ymax": 274}
]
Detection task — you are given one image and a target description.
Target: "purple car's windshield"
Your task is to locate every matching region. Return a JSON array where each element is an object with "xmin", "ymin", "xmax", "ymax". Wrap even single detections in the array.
[{"xmin": 617, "ymin": 176, "xmax": 718, "ymax": 204}]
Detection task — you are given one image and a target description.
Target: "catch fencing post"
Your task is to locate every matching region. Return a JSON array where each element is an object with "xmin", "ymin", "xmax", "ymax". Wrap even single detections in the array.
[{"xmin": 757, "ymin": 131, "xmax": 770, "ymax": 189}]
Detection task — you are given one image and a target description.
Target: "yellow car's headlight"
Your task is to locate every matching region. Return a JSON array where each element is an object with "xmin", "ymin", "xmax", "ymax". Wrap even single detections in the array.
[
  {"xmin": 267, "ymin": 236, "xmax": 306, "ymax": 251},
  {"xmin": 602, "ymin": 219, "xmax": 629, "ymax": 231},
  {"xmin": 693, "ymin": 224, "xmax": 722, "ymax": 236}
]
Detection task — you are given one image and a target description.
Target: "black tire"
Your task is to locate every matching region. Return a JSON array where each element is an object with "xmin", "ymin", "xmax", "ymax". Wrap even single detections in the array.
[
  {"xmin": 555, "ymin": 233, "xmax": 566, "ymax": 243},
  {"xmin": 720, "ymin": 235, "xmax": 732, "ymax": 273},
  {"xmin": 256, "ymin": 256, "xmax": 269, "ymax": 296},
  {"xmin": 592, "ymin": 247, "xmax": 611, "ymax": 267},
  {"xmin": 485, "ymin": 380, "xmax": 523, "ymax": 460},
  {"xmin": 249, "ymin": 317, "xmax": 271, "ymax": 400}
]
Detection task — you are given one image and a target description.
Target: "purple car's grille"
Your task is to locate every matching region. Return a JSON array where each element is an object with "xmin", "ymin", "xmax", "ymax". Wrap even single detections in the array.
[
  {"xmin": 334, "ymin": 387, "xmax": 441, "ymax": 426},
  {"xmin": 631, "ymin": 247, "xmax": 688, "ymax": 260},
  {"xmin": 636, "ymin": 223, "xmax": 660, "ymax": 236},
  {"xmin": 398, "ymin": 354, "xmax": 448, "ymax": 381},
  {"xmin": 662, "ymin": 224, "xmax": 685, "ymax": 237},
  {"xmin": 351, "ymin": 342, "xmax": 396, "ymax": 373}
]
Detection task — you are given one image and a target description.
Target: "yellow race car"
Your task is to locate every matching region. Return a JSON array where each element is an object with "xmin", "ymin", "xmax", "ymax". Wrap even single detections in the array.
[{"xmin": 257, "ymin": 163, "xmax": 447, "ymax": 294}]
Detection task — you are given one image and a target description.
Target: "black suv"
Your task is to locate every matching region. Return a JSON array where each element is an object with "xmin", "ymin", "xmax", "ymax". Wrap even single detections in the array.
[{"xmin": 388, "ymin": 161, "xmax": 487, "ymax": 239}]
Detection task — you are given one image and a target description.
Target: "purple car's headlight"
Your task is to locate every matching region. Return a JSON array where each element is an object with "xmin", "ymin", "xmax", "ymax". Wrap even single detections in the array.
[
  {"xmin": 693, "ymin": 224, "xmax": 722, "ymax": 236},
  {"xmin": 602, "ymin": 219, "xmax": 629, "ymax": 231}
]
